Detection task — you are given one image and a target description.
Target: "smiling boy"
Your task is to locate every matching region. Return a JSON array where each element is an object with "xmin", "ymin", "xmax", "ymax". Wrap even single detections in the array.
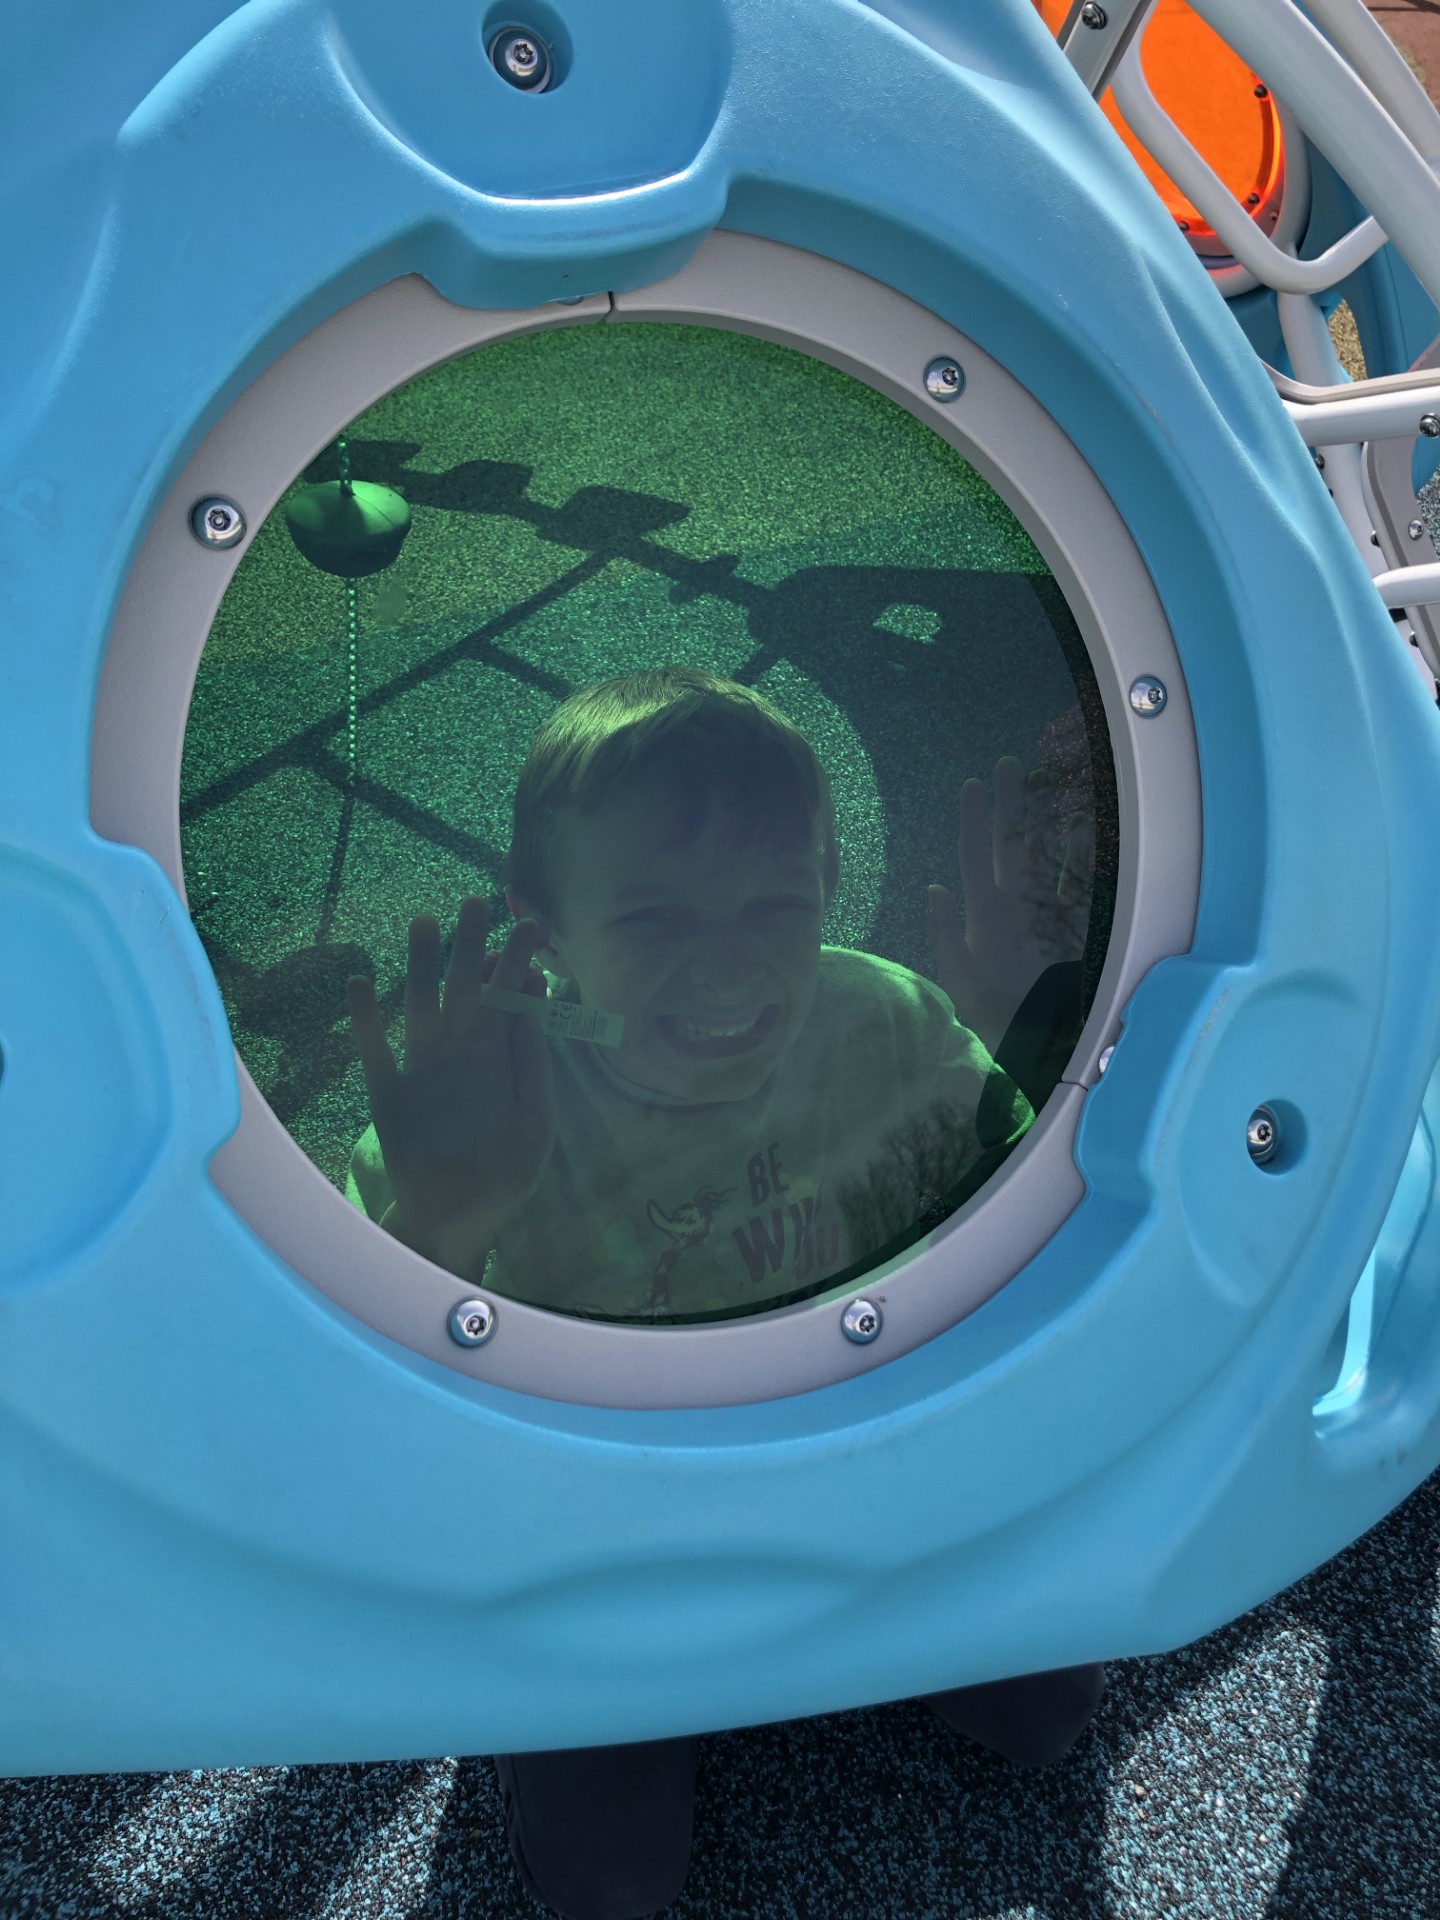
[
  {"xmin": 345, "ymin": 666, "xmax": 1033, "ymax": 1321},
  {"xmin": 343, "ymin": 664, "xmax": 1105, "ymax": 1919}
]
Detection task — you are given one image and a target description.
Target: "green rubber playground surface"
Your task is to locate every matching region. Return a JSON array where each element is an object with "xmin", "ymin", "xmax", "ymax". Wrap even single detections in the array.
[{"xmin": 180, "ymin": 321, "xmax": 1116, "ymax": 1197}]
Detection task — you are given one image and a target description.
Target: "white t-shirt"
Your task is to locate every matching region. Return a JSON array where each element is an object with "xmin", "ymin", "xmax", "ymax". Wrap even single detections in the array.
[{"xmin": 347, "ymin": 947, "xmax": 1031, "ymax": 1321}]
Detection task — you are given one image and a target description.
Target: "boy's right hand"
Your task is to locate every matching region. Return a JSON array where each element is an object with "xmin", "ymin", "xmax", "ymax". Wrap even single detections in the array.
[{"xmin": 346, "ymin": 899, "xmax": 555, "ymax": 1262}]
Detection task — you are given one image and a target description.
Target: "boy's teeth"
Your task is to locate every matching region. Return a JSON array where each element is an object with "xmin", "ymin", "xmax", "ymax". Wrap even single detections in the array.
[{"xmin": 674, "ymin": 1014, "xmax": 758, "ymax": 1038}]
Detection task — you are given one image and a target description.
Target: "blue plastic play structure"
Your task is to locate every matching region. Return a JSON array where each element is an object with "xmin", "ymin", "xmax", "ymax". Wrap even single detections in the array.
[{"xmin": 5, "ymin": 0, "xmax": 1440, "ymax": 1776}]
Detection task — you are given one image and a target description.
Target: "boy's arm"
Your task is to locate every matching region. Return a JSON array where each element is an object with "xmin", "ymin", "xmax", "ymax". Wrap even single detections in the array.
[
  {"xmin": 987, "ymin": 959, "xmax": 1084, "ymax": 1116},
  {"xmin": 826, "ymin": 969, "xmax": 1031, "ymax": 1263}
]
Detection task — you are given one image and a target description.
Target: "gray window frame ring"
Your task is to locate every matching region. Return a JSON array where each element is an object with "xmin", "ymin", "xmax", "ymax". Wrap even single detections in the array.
[{"xmin": 90, "ymin": 230, "xmax": 1201, "ymax": 1410}]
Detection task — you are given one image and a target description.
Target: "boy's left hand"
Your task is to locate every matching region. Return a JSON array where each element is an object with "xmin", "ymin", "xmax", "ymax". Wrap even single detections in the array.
[{"xmin": 928, "ymin": 757, "xmax": 1093, "ymax": 1053}]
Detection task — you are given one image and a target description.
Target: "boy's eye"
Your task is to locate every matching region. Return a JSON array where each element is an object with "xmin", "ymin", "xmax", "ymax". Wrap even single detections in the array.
[
  {"xmin": 618, "ymin": 906, "xmax": 688, "ymax": 928},
  {"xmin": 614, "ymin": 897, "xmax": 818, "ymax": 929}
]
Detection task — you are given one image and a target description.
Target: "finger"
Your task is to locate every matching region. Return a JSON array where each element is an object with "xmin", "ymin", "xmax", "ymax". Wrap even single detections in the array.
[
  {"xmin": 346, "ymin": 975, "xmax": 398, "ymax": 1097},
  {"xmin": 956, "ymin": 778, "xmax": 994, "ymax": 918},
  {"xmin": 481, "ymin": 950, "xmax": 545, "ymax": 989},
  {"xmin": 992, "ymin": 756, "xmax": 1027, "ymax": 891},
  {"xmin": 929, "ymin": 883, "xmax": 975, "ymax": 990},
  {"xmin": 1057, "ymin": 810, "xmax": 1095, "ymax": 907},
  {"xmin": 404, "ymin": 914, "xmax": 443, "ymax": 1065},
  {"xmin": 489, "ymin": 915, "xmax": 544, "ymax": 999},
  {"xmin": 441, "ymin": 896, "xmax": 491, "ymax": 1033}
]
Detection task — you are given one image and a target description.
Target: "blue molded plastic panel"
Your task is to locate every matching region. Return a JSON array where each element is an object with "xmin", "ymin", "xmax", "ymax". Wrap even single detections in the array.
[{"xmin": 3, "ymin": 0, "xmax": 1440, "ymax": 1773}]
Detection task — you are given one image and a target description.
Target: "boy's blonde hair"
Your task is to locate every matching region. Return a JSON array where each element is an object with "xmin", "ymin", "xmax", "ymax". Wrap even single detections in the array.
[{"xmin": 504, "ymin": 667, "xmax": 839, "ymax": 928}]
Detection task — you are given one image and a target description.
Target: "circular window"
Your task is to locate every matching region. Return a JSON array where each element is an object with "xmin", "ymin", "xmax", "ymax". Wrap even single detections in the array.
[
  {"xmin": 179, "ymin": 318, "xmax": 1117, "ymax": 1326},
  {"xmin": 95, "ymin": 236, "xmax": 1199, "ymax": 1405}
]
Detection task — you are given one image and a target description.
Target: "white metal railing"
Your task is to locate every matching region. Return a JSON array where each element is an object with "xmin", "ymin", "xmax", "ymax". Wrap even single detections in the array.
[
  {"xmin": 1057, "ymin": 0, "xmax": 1440, "ymax": 664},
  {"xmin": 1281, "ymin": 388, "xmax": 1440, "ymax": 448},
  {"xmin": 1109, "ymin": 48, "xmax": 1387, "ymax": 295},
  {"xmin": 1057, "ymin": 0, "xmax": 1155, "ymax": 97}
]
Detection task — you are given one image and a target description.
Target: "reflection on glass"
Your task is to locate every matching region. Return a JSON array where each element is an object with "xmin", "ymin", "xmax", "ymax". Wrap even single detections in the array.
[{"xmin": 181, "ymin": 323, "xmax": 1116, "ymax": 1324}]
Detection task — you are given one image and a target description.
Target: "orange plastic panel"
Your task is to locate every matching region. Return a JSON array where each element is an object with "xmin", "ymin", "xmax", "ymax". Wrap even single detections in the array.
[{"xmin": 1033, "ymin": 0, "xmax": 1284, "ymax": 244}]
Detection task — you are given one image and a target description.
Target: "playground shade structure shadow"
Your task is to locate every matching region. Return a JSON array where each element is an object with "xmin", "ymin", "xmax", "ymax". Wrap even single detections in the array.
[{"xmin": 181, "ymin": 323, "xmax": 1117, "ymax": 1228}]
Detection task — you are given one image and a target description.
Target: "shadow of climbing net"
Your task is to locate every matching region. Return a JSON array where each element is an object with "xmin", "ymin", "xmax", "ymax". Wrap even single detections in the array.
[{"xmin": 180, "ymin": 323, "xmax": 1117, "ymax": 1186}]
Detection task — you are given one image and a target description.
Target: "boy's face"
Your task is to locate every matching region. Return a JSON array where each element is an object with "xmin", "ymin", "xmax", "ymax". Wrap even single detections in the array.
[{"xmin": 511, "ymin": 781, "xmax": 826, "ymax": 1103}]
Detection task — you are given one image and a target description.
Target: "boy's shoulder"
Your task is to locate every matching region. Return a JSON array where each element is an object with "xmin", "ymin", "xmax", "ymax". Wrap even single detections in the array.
[
  {"xmin": 816, "ymin": 945, "xmax": 958, "ymax": 1024},
  {"xmin": 803, "ymin": 948, "xmax": 1001, "ymax": 1122},
  {"xmin": 811, "ymin": 947, "xmax": 976, "ymax": 1076}
]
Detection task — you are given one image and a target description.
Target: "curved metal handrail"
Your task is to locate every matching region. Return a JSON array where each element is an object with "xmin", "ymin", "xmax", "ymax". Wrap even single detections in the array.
[{"xmin": 1061, "ymin": 0, "xmax": 1440, "ymax": 644}]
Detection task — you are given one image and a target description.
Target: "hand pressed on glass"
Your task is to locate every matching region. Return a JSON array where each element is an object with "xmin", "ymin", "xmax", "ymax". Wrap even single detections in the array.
[
  {"xmin": 928, "ymin": 757, "xmax": 1093, "ymax": 1054},
  {"xmin": 346, "ymin": 899, "xmax": 555, "ymax": 1268}
]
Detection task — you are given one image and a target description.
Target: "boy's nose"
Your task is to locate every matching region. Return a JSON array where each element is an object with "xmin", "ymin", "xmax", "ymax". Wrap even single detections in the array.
[{"xmin": 687, "ymin": 936, "xmax": 768, "ymax": 1000}]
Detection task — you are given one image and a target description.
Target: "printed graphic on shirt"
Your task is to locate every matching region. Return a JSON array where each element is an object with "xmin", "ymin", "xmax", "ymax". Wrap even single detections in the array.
[
  {"xmin": 638, "ymin": 1138, "xmax": 852, "ymax": 1320},
  {"xmin": 643, "ymin": 1186, "xmax": 735, "ymax": 1313},
  {"xmin": 733, "ymin": 1182, "xmax": 844, "ymax": 1290}
]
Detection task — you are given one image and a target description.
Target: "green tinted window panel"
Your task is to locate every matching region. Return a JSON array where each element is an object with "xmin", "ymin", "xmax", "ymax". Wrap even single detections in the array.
[{"xmin": 181, "ymin": 322, "xmax": 1116, "ymax": 1324}]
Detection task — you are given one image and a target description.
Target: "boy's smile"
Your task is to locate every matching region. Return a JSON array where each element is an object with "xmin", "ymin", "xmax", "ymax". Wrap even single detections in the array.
[{"xmin": 509, "ymin": 782, "xmax": 826, "ymax": 1103}]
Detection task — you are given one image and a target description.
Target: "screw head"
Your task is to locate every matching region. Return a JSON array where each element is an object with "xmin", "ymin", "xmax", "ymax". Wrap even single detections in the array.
[
  {"xmin": 842, "ymin": 1298, "xmax": 883, "ymax": 1345},
  {"xmin": 448, "ymin": 1297, "xmax": 497, "ymax": 1347},
  {"xmin": 489, "ymin": 26, "xmax": 552, "ymax": 91},
  {"xmin": 1246, "ymin": 1106, "xmax": 1279, "ymax": 1166},
  {"xmin": 1409, "ymin": 518, "xmax": 1426, "ymax": 541},
  {"xmin": 1254, "ymin": 83, "xmax": 1269, "ymax": 99},
  {"xmin": 1128, "ymin": 675, "xmax": 1168, "ymax": 716},
  {"xmin": 924, "ymin": 357, "xmax": 964, "ymax": 403},
  {"xmin": 1080, "ymin": 2, "xmax": 1108, "ymax": 26},
  {"xmin": 190, "ymin": 497, "xmax": 246, "ymax": 550},
  {"xmin": 1312, "ymin": 450, "xmax": 1326, "ymax": 470},
  {"xmin": 1421, "ymin": 414, "xmax": 1440, "ymax": 438}
]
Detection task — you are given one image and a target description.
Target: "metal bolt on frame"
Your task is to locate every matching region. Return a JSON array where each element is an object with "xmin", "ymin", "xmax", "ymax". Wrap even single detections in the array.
[
  {"xmin": 190, "ymin": 497, "xmax": 246, "ymax": 550},
  {"xmin": 448, "ymin": 1298, "xmax": 498, "ymax": 1347},
  {"xmin": 923, "ymin": 357, "xmax": 964, "ymax": 402},
  {"xmin": 842, "ymin": 1298, "xmax": 883, "ymax": 1344},
  {"xmin": 1128, "ymin": 675, "xmax": 1168, "ymax": 716},
  {"xmin": 1246, "ymin": 1106, "xmax": 1280, "ymax": 1166},
  {"xmin": 490, "ymin": 26, "xmax": 552, "ymax": 91}
]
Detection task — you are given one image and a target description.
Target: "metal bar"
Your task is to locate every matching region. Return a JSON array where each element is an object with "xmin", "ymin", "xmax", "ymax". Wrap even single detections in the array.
[
  {"xmin": 1373, "ymin": 563, "xmax": 1440, "ymax": 608},
  {"xmin": 1364, "ymin": 433, "xmax": 1440, "ymax": 680},
  {"xmin": 1277, "ymin": 281, "xmax": 1387, "ymax": 580},
  {"xmin": 1363, "ymin": 328, "xmax": 1440, "ymax": 681},
  {"xmin": 1297, "ymin": 0, "xmax": 1440, "ymax": 161},
  {"xmin": 1282, "ymin": 387, "xmax": 1440, "ymax": 445},
  {"xmin": 1186, "ymin": 0, "xmax": 1440, "ymax": 320},
  {"xmin": 1267, "ymin": 361, "xmax": 1440, "ymax": 403},
  {"xmin": 1111, "ymin": 38, "xmax": 1386, "ymax": 294},
  {"xmin": 1057, "ymin": 0, "xmax": 1155, "ymax": 97}
]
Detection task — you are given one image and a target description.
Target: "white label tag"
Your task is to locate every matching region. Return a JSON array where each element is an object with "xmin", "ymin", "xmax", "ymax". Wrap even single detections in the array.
[{"xmin": 480, "ymin": 984, "xmax": 625, "ymax": 1048}]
